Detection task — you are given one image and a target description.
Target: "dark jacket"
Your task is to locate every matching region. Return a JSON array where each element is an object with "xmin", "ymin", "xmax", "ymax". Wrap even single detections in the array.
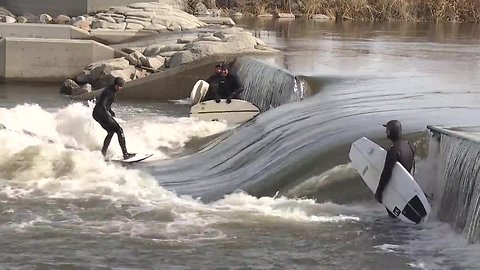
[
  {"xmin": 93, "ymin": 85, "xmax": 116, "ymax": 119},
  {"xmin": 376, "ymin": 139, "xmax": 415, "ymax": 197},
  {"xmin": 204, "ymin": 73, "xmax": 243, "ymax": 101}
]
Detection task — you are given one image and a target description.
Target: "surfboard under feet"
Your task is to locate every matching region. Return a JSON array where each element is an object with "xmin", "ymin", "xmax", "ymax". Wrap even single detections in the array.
[{"xmin": 109, "ymin": 153, "xmax": 153, "ymax": 164}]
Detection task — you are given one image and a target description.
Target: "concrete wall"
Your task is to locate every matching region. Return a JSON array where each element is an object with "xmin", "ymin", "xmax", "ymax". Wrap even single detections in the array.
[
  {"xmin": 0, "ymin": 37, "xmax": 113, "ymax": 82},
  {"xmin": 0, "ymin": 23, "xmax": 91, "ymax": 39},
  {"xmin": 2, "ymin": 0, "xmax": 180, "ymax": 17},
  {"xmin": 119, "ymin": 55, "xmax": 238, "ymax": 100},
  {"xmin": 426, "ymin": 125, "xmax": 480, "ymax": 244},
  {"xmin": 4, "ymin": 0, "xmax": 86, "ymax": 17}
]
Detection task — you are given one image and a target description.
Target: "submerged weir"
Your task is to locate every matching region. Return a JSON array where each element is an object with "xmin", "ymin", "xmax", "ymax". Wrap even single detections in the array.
[
  {"xmin": 426, "ymin": 126, "xmax": 480, "ymax": 243},
  {"xmin": 231, "ymin": 56, "xmax": 308, "ymax": 112}
]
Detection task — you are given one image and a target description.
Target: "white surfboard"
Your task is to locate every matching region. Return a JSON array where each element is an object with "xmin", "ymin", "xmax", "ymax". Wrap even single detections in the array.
[
  {"xmin": 110, "ymin": 153, "xmax": 153, "ymax": 164},
  {"xmin": 349, "ymin": 137, "xmax": 431, "ymax": 224},
  {"xmin": 190, "ymin": 99, "xmax": 260, "ymax": 124},
  {"xmin": 190, "ymin": 80, "xmax": 210, "ymax": 105}
]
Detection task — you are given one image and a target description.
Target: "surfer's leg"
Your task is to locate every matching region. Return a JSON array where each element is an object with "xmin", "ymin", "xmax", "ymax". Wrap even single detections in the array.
[
  {"xmin": 110, "ymin": 119, "xmax": 133, "ymax": 159},
  {"xmin": 101, "ymin": 132, "xmax": 114, "ymax": 156},
  {"xmin": 95, "ymin": 117, "xmax": 114, "ymax": 156}
]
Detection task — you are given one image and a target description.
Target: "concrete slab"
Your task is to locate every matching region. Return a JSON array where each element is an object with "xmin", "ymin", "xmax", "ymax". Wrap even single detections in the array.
[
  {"xmin": 0, "ymin": 37, "xmax": 114, "ymax": 82},
  {"xmin": 90, "ymin": 29, "xmax": 157, "ymax": 45},
  {"xmin": 0, "ymin": 23, "xmax": 91, "ymax": 39}
]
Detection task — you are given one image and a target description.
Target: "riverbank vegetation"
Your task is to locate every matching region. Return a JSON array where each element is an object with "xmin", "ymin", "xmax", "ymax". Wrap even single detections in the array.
[{"xmin": 197, "ymin": 0, "xmax": 480, "ymax": 23}]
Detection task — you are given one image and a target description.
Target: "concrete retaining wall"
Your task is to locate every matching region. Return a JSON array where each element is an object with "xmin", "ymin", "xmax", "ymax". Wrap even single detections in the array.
[
  {"xmin": 0, "ymin": 37, "xmax": 114, "ymax": 82},
  {"xmin": 119, "ymin": 54, "xmax": 237, "ymax": 101},
  {"xmin": 118, "ymin": 52, "xmax": 277, "ymax": 101},
  {"xmin": 0, "ymin": 23, "xmax": 91, "ymax": 39},
  {"xmin": 426, "ymin": 125, "xmax": 480, "ymax": 243},
  {"xmin": 4, "ymin": 0, "xmax": 86, "ymax": 17}
]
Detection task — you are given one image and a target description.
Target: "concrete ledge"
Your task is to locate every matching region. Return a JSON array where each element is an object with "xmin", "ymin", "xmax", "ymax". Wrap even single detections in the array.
[
  {"xmin": 0, "ymin": 23, "xmax": 92, "ymax": 39},
  {"xmin": 196, "ymin": 17, "xmax": 236, "ymax": 26},
  {"xmin": 426, "ymin": 124, "xmax": 480, "ymax": 244},
  {"xmin": 118, "ymin": 50, "xmax": 278, "ymax": 101},
  {"xmin": 90, "ymin": 29, "xmax": 158, "ymax": 45},
  {"xmin": 427, "ymin": 125, "xmax": 480, "ymax": 144},
  {"xmin": 71, "ymin": 49, "xmax": 279, "ymax": 101},
  {"xmin": 0, "ymin": 37, "xmax": 114, "ymax": 82}
]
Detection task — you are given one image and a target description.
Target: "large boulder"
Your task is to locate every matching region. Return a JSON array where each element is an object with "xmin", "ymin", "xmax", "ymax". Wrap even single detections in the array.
[
  {"xmin": 60, "ymin": 79, "xmax": 80, "ymax": 95},
  {"xmin": 76, "ymin": 58, "xmax": 131, "ymax": 88},
  {"xmin": 39, "ymin": 14, "xmax": 53, "ymax": 23},
  {"xmin": 92, "ymin": 19, "xmax": 126, "ymax": 30},
  {"xmin": 142, "ymin": 56, "xmax": 165, "ymax": 69},
  {"xmin": 126, "ymin": 51, "xmax": 147, "ymax": 66},
  {"xmin": 16, "ymin": 16, "xmax": 27, "ymax": 23},
  {"xmin": 166, "ymin": 29, "xmax": 269, "ymax": 68},
  {"xmin": 142, "ymin": 44, "xmax": 186, "ymax": 57},
  {"xmin": 166, "ymin": 51, "xmax": 195, "ymax": 68},
  {"xmin": 0, "ymin": 15, "xmax": 16, "ymax": 23},
  {"xmin": 73, "ymin": 19, "xmax": 92, "ymax": 32},
  {"xmin": 49, "ymin": 15, "xmax": 71, "ymax": 24},
  {"xmin": 86, "ymin": 2, "xmax": 206, "ymax": 33}
]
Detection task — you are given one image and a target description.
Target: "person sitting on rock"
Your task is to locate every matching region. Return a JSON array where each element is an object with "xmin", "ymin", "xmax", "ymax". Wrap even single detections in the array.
[{"xmin": 203, "ymin": 63, "xmax": 243, "ymax": 104}]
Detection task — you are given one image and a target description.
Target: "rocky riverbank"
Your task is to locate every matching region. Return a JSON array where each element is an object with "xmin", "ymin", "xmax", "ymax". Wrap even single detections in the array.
[
  {"xmin": 60, "ymin": 25, "xmax": 275, "ymax": 96},
  {"xmin": 0, "ymin": 2, "xmax": 277, "ymax": 97},
  {"xmin": 0, "ymin": 2, "xmax": 206, "ymax": 33}
]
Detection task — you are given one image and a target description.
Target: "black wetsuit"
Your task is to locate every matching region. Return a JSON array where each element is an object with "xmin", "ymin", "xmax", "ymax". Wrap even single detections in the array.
[
  {"xmin": 376, "ymin": 139, "xmax": 415, "ymax": 217},
  {"xmin": 92, "ymin": 85, "xmax": 128, "ymax": 156},
  {"xmin": 203, "ymin": 73, "xmax": 243, "ymax": 102}
]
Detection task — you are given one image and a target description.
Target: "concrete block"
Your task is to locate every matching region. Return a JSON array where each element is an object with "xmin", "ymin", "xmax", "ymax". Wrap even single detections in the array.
[
  {"xmin": 0, "ymin": 37, "xmax": 114, "ymax": 82},
  {"xmin": 4, "ymin": 0, "xmax": 86, "ymax": 17}
]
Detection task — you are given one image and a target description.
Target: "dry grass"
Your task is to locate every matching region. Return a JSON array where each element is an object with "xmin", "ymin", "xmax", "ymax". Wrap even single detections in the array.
[{"xmin": 224, "ymin": 0, "xmax": 480, "ymax": 22}]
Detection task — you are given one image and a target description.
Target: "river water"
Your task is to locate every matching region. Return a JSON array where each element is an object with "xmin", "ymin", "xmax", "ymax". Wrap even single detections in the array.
[{"xmin": 0, "ymin": 19, "xmax": 480, "ymax": 269}]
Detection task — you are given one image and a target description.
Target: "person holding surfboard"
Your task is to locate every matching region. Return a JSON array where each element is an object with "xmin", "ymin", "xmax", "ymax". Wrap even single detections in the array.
[
  {"xmin": 375, "ymin": 120, "xmax": 416, "ymax": 215},
  {"xmin": 203, "ymin": 63, "xmax": 243, "ymax": 104},
  {"xmin": 92, "ymin": 77, "xmax": 135, "ymax": 160}
]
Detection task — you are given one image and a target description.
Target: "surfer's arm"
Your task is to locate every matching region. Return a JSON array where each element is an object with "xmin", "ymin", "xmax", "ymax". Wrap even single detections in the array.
[
  {"xmin": 375, "ymin": 148, "xmax": 398, "ymax": 202},
  {"xmin": 102, "ymin": 91, "xmax": 115, "ymax": 117}
]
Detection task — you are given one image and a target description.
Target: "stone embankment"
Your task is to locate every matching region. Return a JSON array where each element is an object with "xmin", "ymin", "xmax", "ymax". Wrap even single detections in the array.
[{"xmin": 0, "ymin": 2, "xmax": 277, "ymax": 99}]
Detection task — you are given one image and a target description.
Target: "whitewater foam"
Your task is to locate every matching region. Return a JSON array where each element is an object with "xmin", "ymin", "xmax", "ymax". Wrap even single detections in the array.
[
  {"xmin": 0, "ymin": 102, "xmax": 228, "ymax": 159},
  {"xmin": 0, "ymin": 102, "xmax": 375, "ymax": 248},
  {"xmin": 286, "ymin": 163, "xmax": 359, "ymax": 198}
]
